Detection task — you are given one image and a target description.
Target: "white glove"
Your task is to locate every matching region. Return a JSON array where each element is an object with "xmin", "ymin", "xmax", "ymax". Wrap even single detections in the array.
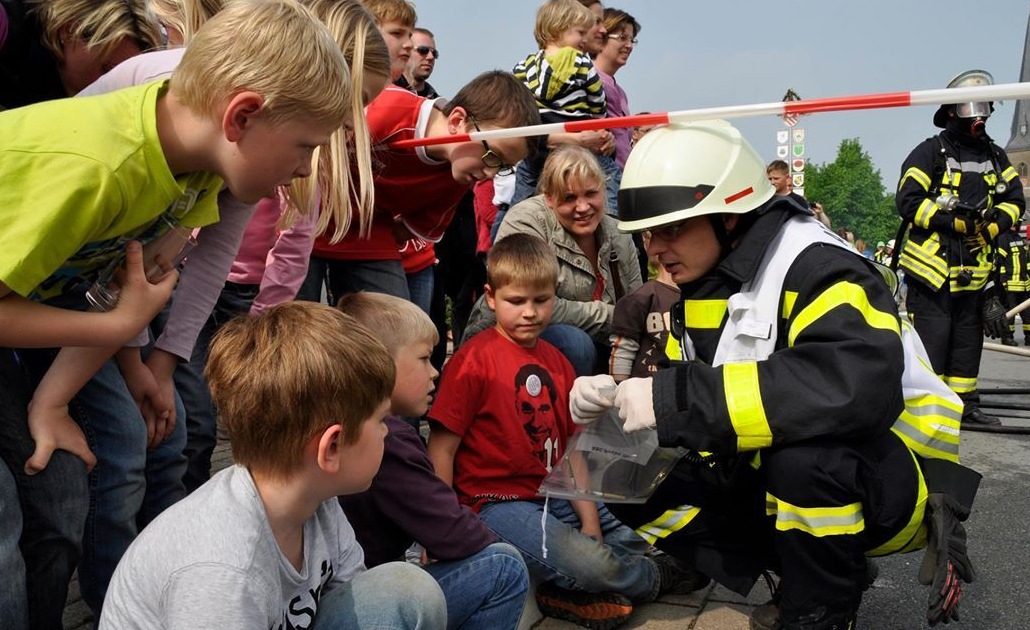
[
  {"xmin": 569, "ymin": 374, "xmax": 617, "ymax": 425},
  {"xmin": 614, "ymin": 377, "xmax": 656, "ymax": 432}
]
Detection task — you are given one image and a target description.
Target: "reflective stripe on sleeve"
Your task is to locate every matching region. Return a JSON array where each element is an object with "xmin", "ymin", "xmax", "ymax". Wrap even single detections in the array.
[
  {"xmin": 722, "ymin": 362, "xmax": 773, "ymax": 451},
  {"xmin": 787, "ymin": 281, "xmax": 900, "ymax": 347}
]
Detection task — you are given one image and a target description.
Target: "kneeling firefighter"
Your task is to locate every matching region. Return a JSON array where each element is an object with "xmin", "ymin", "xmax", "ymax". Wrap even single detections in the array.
[{"xmin": 569, "ymin": 120, "xmax": 982, "ymax": 629}]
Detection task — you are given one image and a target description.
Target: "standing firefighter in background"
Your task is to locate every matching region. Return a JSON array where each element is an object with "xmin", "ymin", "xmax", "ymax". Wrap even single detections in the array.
[
  {"xmin": 996, "ymin": 222, "xmax": 1030, "ymax": 346},
  {"xmin": 570, "ymin": 120, "xmax": 981, "ymax": 629},
  {"xmin": 896, "ymin": 69, "xmax": 1025, "ymax": 427}
]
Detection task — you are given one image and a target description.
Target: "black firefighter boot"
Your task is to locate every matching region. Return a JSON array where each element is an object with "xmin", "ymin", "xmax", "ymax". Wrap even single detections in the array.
[{"xmin": 962, "ymin": 404, "xmax": 1002, "ymax": 427}]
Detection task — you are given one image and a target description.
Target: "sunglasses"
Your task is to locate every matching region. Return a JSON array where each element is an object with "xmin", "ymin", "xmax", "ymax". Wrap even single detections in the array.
[
  {"xmin": 468, "ymin": 116, "xmax": 515, "ymax": 176},
  {"xmin": 414, "ymin": 46, "xmax": 439, "ymax": 59}
]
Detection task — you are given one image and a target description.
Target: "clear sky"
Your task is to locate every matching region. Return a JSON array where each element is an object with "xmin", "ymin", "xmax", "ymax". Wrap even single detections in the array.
[{"xmin": 413, "ymin": 0, "xmax": 1030, "ymax": 190}]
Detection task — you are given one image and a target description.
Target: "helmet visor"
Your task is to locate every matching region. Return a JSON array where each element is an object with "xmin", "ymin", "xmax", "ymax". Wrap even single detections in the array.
[{"xmin": 954, "ymin": 102, "xmax": 991, "ymax": 119}]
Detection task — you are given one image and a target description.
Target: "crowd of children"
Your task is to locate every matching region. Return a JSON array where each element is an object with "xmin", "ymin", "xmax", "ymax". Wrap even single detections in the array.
[{"xmin": 0, "ymin": 0, "xmax": 714, "ymax": 628}]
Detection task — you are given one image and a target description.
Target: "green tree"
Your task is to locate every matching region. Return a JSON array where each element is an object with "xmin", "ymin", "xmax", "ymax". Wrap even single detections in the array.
[{"xmin": 804, "ymin": 138, "xmax": 901, "ymax": 245}]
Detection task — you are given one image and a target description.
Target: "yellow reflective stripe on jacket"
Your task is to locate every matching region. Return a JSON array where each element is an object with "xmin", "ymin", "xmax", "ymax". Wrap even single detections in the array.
[
  {"xmin": 765, "ymin": 493, "xmax": 865, "ymax": 537},
  {"xmin": 891, "ymin": 397, "xmax": 962, "ymax": 462},
  {"xmin": 867, "ymin": 449, "xmax": 928, "ymax": 556},
  {"xmin": 684, "ymin": 299, "xmax": 727, "ymax": 329},
  {"xmin": 948, "ymin": 263, "xmax": 990, "ymax": 292},
  {"xmin": 787, "ymin": 281, "xmax": 900, "ymax": 347},
  {"xmin": 899, "ymin": 166, "xmax": 932, "ymax": 192},
  {"xmin": 722, "ymin": 362, "xmax": 773, "ymax": 451},
  {"xmin": 664, "ymin": 332, "xmax": 683, "ymax": 361},
  {"xmin": 900, "ymin": 235, "xmax": 949, "ymax": 290},
  {"xmin": 944, "ymin": 375, "xmax": 976, "ymax": 394},
  {"xmin": 996, "ymin": 200, "xmax": 1022, "ymax": 225},
  {"xmin": 914, "ymin": 198, "xmax": 939, "ymax": 228},
  {"xmin": 635, "ymin": 505, "xmax": 701, "ymax": 545},
  {"xmin": 782, "ymin": 291, "xmax": 798, "ymax": 320}
]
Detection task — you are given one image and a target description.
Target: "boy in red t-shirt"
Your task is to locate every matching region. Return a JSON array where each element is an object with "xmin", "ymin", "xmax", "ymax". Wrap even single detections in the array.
[
  {"xmin": 303, "ymin": 70, "xmax": 540, "ymax": 305},
  {"xmin": 427, "ymin": 234, "xmax": 705, "ymax": 629}
]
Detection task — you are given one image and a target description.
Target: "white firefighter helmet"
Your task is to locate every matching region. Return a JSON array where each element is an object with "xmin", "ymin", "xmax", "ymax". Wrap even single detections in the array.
[
  {"xmin": 933, "ymin": 69, "xmax": 995, "ymax": 128},
  {"xmin": 617, "ymin": 120, "xmax": 775, "ymax": 233}
]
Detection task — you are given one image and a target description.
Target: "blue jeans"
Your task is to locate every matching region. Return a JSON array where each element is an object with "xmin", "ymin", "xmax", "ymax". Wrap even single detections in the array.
[
  {"xmin": 0, "ymin": 451, "xmax": 28, "ymax": 629},
  {"xmin": 406, "ymin": 266, "xmax": 435, "ymax": 315},
  {"xmin": 302, "ymin": 257, "xmax": 411, "ymax": 306},
  {"xmin": 312, "ymin": 562, "xmax": 447, "ymax": 629},
  {"xmin": 0, "ymin": 347, "xmax": 89, "ymax": 630},
  {"xmin": 479, "ymin": 499, "xmax": 659, "ymax": 603},
  {"xmin": 539, "ymin": 324, "xmax": 599, "ymax": 377},
  {"xmin": 166, "ymin": 282, "xmax": 258, "ymax": 492},
  {"xmin": 72, "ymin": 357, "xmax": 188, "ymax": 617},
  {"xmin": 423, "ymin": 542, "xmax": 528, "ymax": 630}
]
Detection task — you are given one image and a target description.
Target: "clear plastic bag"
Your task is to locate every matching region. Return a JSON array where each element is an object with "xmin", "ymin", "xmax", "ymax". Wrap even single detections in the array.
[{"xmin": 539, "ymin": 409, "xmax": 685, "ymax": 504}]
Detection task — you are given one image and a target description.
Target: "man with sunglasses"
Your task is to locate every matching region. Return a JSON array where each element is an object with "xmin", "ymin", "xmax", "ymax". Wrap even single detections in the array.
[
  {"xmin": 569, "ymin": 120, "xmax": 981, "ymax": 629},
  {"xmin": 398, "ymin": 27, "xmax": 438, "ymax": 98}
]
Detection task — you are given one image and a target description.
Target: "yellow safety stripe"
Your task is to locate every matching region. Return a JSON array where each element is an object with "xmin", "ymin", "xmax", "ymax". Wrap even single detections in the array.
[
  {"xmin": 892, "ymin": 397, "xmax": 962, "ymax": 462},
  {"xmin": 787, "ymin": 281, "xmax": 900, "ymax": 347},
  {"xmin": 996, "ymin": 201, "xmax": 1022, "ymax": 225},
  {"xmin": 635, "ymin": 505, "xmax": 701, "ymax": 545},
  {"xmin": 766, "ymin": 493, "xmax": 865, "ymax": 537},
  {"xmin": 900, "ymin": 235, "xmax": 949, "ymax": 290},
  {"xmin": 722, "ymin": 362, "xmax": 773, "ymax": 451},
  {"xmin": 1002, "ymin": 165, "xmax": 1020, "ymax": 183},
  {"xmin": 684, "ymin": 299, "xmax": 727, "ymax": 329},
  {"xmin": 948, "ymin": 264, "xmax": 990, "ymax": 293},
  {"xmin": 899, "ymin": 166, "xmax": 932, "ymax": 192},
  {"xmin": 914, "ymin": 198, "xmax": 939, "ymax": 228},
  {"xmin": 944, "ymin": 375, "xmax": 977, "ymax": 394},
  {"xmin": 664, "ymin": 332, "xmax": 683, "ymax": 362},
  {"xmin": 781, "ymin": 291, "xmax": 798, "ymax": 320},
  {"xmin": 867, "ymin": 448, "xmax": 928, "ymax": 556}
]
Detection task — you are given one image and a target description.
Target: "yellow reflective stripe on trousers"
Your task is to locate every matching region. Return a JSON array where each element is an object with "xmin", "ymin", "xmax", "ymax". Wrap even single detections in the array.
[
  {"xmin": 944, "ymin": 375, "xmax": 976, "ymax": 394},
  {"xmin": 787, "ymin": 281, "xmax": 900, "ymax": 347},
  {"xmin": 722, "ymin": 362, "xmax": 773, "ymax": 451},
  {"xmin": 765, "ymin": 493, "xmax": 865, "ymax": 537},
  {"xmin": 684, "ymin": 299, "xmax": 727, "ymax": 329},
  {"xmin": 867, "ymin": 448, "xmax": 928, "ymax": 556},
  {"xmin": 635, "ymin": 505, "xmax": 701, "ymax": 545}
]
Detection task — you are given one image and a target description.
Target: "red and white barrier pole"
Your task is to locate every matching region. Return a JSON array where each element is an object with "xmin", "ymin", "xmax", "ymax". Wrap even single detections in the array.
[{"xmin": 389, "ymin": 82, "xmax": 1030, "ymax": 150}]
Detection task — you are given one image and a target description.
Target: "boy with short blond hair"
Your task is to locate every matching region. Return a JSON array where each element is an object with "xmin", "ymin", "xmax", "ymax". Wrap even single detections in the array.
[
  {"xmin": 337, "ymin": 291, "xmax": 530, "ymax": 629},
  {"xmin": 0, "ymin": 0, "xmax": 351, "ymax": 621},
  {"xmin": 511, "ymin": 0, "xmax": 620, "ymax": 212},
  {"xmin": 428, "ymin": 234, "xmax": 699, "ymax": 629},
  {"xmin": 306, "ymin": 70, "xmax": 540, "ymax": 304},
  {"xmin": 100, "ymin": 302, "xmax": 446, "ymax": 628}
]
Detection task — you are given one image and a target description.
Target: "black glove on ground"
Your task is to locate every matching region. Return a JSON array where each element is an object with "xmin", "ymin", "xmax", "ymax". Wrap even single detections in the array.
[{"xmin": 919, "ymin": 493, "xmax": 977, "ymax": 626}]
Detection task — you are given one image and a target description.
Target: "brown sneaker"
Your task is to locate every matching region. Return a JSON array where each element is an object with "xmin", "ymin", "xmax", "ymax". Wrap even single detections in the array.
[{"xmin": 535, "ymin": 582, "xmax": 633, "ymax": 630}]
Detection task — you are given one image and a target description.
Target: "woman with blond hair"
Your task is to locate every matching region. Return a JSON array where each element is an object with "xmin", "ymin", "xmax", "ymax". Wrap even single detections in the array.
[{"xmin": 465, "ymin": 144, "xmax": 642, "ymax": 375}]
